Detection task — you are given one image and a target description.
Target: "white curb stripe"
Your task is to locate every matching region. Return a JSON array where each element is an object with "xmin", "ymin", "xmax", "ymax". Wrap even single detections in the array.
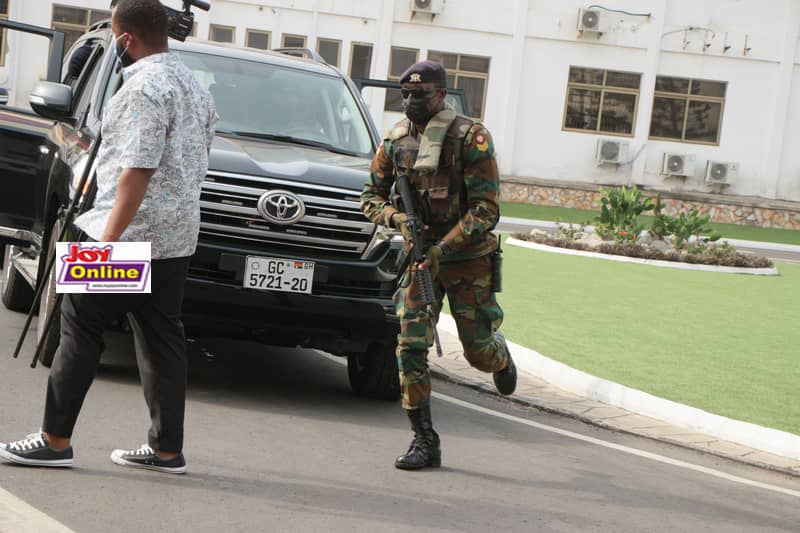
[
  {"xmin": 506, "ymin": 237, "xmax": 779, "ymax": 275},
  {"xmin": 436, "ymin": 313, "xmax": 800, "ymax": 462},
  {"xmin": 314, "ymin": 350, "xmax": 800, "ymax": 499},
  {"xmin": 0, "ymin": 486, "xmax": 75, "ymax": 533}
]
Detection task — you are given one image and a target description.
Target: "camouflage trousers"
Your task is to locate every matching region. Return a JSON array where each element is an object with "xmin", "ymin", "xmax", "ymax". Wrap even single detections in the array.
[{"xmin": 394, "ymin": 254, "xmax": 508, "ymax": 410}]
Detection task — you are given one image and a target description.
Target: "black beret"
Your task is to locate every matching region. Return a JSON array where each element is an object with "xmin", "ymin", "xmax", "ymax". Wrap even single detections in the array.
[{"xmin": 399, "ymin": 60, "xmax": 447, "ymax": 86}]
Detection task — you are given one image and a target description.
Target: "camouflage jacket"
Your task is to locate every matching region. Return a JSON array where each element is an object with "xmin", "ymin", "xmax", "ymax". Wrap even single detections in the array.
[{"xmin": 360, "ymin": 114, "xmax": 500, "ymax": 262}]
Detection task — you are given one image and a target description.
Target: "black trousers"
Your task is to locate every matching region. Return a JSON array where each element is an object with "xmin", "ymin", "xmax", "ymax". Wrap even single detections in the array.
[{"xmin": 42, "ymin": 256, "xmax": 191, "ymax": 453}]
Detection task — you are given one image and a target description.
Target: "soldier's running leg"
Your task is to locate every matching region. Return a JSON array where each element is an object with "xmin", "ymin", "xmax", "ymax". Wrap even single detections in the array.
[
  {"xmin": 440, "ymin": 255, "xmax": 517, "ymax": 395},
  {"xmin": 393, "ymin": 266, "xmax": 442, "ymax": 470}
]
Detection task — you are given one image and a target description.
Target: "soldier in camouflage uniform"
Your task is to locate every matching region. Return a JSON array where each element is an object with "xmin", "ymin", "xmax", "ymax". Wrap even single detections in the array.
[{"xmin": 361, "ymin": 61, "xmax": 517, "ymax": 470}]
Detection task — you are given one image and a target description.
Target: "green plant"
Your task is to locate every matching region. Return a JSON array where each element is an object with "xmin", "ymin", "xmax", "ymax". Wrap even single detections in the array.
[
  {"xmin": 650, "ymin": 194, "xmax": 670, "ymax": 239},
  {"xmin": 595, "ymin": 185, "xmax": 654, "ymax": 241},
  {"xmin": 662, "ymin": 210, "xmax": 722, "ymax": 249}
]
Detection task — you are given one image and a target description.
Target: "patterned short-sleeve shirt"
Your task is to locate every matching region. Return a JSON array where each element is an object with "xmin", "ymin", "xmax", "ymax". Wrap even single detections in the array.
[{"xmin": 76, "ymin": 52, "xmax": 218, "ymax": 259}]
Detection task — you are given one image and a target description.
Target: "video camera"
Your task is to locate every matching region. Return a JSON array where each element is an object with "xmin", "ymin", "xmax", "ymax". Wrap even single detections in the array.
[{"xmin": 109, "ymin": 0, "xmax": 211, "ymax": 42}]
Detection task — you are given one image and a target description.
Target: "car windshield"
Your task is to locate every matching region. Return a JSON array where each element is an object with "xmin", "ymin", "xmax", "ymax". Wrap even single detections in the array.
[{"xmin": 176, "ymin": 50, "xmax": 374, "ymax": 158}]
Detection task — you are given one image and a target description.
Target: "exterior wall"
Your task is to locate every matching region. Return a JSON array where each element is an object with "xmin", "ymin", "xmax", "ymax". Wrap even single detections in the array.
[
  {"xmin": 502, "ymin": 179, "xmax": 800, "ymax": 230},
  {"xmin": 2, "ymin": 0, "xmax": 800, "ymax": 209}
]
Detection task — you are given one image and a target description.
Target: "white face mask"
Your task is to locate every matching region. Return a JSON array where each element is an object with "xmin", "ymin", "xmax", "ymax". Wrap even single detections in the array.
[{"xmin": 114, "ymin": 33, "xmax": 134, "ymax": 68}]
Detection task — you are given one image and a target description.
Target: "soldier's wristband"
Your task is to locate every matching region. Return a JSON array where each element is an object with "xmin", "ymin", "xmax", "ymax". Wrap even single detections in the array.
[{"xmin": 436, "ymin": 241, "xmax": 453, "ymax": 256}]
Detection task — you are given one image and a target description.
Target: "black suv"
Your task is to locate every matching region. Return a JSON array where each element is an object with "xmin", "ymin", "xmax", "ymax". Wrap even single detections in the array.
[{"xmin": 0, "ymin": 20, "xmax": 404, "ymax": 399}]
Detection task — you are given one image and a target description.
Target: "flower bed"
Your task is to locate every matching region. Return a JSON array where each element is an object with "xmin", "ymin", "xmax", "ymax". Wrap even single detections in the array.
[{"xmin": 513, "ymin": 229, "xmax": 773, "ymax": 269}]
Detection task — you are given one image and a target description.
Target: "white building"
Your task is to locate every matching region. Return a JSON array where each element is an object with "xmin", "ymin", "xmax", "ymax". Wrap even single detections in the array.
[{"xmin": 2, "ymin": 0, "xmax": 800, "ymax": 222}]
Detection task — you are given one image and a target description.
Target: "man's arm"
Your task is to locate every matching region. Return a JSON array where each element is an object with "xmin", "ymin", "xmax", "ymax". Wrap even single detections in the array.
[
  {"xmin": 438, "ymin": 125, "xmax": 500, "ymax": 252},
  {"xmin": 100, "ymin": 168, "xmax": 156, "ymax": 241},
  {"xmin": 360, "ymin": 140, "xmax": 400, "ymax": 228}
]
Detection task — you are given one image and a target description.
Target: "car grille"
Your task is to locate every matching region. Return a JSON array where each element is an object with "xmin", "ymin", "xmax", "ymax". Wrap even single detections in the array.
[{"xmin": 199, "ymin": 170, "xmax": 376, "ymax": 259}]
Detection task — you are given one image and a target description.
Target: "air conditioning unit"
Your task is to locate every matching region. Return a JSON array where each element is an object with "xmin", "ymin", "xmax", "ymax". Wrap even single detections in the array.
[
  {"xmin": 596, "ymin": 139, "xmax": 629, "ymax": 164},
  {"xmin": 577, "ymin": 8, "xmax": 606, "ymax": 34},
  {"xmin": 411, "ymin": 0, "xmax": 444, "ymax": 15},
  {"xmin": 705, "ymin": 161, "xmax": 738, "ymax": 184},
  {"xmin": 661, "ymin": 153, "xmax": 696, "ymax": 177}
]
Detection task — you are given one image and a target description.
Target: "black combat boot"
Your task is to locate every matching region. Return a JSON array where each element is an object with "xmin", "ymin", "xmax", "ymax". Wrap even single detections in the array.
[
  {"xmin": 394, "ymin": 405, "xmax": 441, "ymax": 470},
  {"xmin": 492, "ymin": 331, "xmax": 517, "ymax": 395}
]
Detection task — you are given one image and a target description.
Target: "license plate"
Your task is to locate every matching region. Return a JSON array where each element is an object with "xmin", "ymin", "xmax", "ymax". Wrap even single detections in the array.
[{"xmin": 243, "ymin": 256, "xmax": 314, "ymax": 294}]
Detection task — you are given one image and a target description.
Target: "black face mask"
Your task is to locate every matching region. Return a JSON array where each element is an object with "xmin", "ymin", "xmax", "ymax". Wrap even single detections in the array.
[
  {"xmin": 402, "ymin": 96, "xmax": 436, "ymax": 124},
  {"xmin": 115, "ymin": 35, "xmax": 135, "ymax": 68}
]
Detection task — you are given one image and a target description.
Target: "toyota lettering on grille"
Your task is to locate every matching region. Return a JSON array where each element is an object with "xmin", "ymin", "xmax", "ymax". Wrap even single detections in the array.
[{"xmin": 256, "ymin": 190, "xmax": 306, "ymax": 225}]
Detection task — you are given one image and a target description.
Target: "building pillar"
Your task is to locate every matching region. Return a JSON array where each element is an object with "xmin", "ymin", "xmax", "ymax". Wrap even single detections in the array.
[
  {"xmin": 368, "ymin": 0, "xmax": 395, "ymax": 118},
  {"xmin": 762, "ymin": 0, "xmax": 800, "ymax": 199},
  {"xmin": 499, "ymin": 0, "xmax": 529, "ymax": 177},
  {"xmin": 308, "ymin": 0, "xmax": 320, "ymax": 51},
  {"xmin": 630, "ymin": 0, "xmax": 667, "ymax": 185}
]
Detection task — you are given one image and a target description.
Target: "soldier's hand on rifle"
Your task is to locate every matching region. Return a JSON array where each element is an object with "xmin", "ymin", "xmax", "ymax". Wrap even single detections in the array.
[
  {"xmin": 420, "ymin": 244, "xmax": 443, "ymax": 280},
  {"xmin": 390, "ymin": 212, "xmax": 414, "ymax": 242}
]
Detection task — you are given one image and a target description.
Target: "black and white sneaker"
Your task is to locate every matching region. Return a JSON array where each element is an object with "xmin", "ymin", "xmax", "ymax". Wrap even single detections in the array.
[
  {"xmin": 0, "ymin": 432, "xmax": 73, "ymax": 467},
  {"xmin": 110, "ymin": 444, "xmax": 187, "ymax": 474}
]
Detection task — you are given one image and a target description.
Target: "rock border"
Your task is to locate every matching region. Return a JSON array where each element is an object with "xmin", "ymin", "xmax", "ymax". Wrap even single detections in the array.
[{"xmin": 507, "ymin": 237, "xmax": 780, "ymax": 276}]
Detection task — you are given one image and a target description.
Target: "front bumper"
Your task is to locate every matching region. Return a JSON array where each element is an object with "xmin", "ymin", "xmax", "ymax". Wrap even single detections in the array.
[{"xmin": 181, "ymin": 241, "xmax": 401, "ymax": 354}]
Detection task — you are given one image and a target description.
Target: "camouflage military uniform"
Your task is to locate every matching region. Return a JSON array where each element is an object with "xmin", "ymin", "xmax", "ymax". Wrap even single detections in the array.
[{"xmin": 361, "ymin": 111, "xmax": 509, "ymax": 410}]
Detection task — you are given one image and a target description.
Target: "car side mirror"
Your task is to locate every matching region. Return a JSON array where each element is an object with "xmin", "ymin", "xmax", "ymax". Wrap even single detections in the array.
[
  {"xmin": 29, "ymin": 82, "xmax": 74, "ymax": 122},
  {"xmin": 0, "ymin": 88, "xmax": 8, "ymax": 106}
]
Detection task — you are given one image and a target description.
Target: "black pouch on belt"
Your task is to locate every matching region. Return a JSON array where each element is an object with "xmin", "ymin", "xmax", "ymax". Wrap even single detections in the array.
[{"xmin": 490, "ymin": 244, "xmax": 503, "ymax": 293}]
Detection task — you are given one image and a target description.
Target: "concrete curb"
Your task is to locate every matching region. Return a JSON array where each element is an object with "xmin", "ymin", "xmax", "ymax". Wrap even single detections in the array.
[
  {"xmin": 436, "ymin": 313, "xmax": 800, "ymax": 463},
  {"xmin": 506, "ymin": 237, "xmax": 780, "ymax": 276}
]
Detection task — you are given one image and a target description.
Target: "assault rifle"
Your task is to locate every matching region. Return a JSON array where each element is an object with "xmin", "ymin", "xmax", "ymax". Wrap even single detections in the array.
[{"xmin": 394, "ymin": 156, "xmax": 443, "ymax": 358}]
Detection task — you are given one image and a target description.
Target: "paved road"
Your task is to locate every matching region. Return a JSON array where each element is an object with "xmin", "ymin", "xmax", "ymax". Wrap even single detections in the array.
[
  {"xmin": 497, "ymin": 218, "xmax": 800, "ymax": 264},
  {"xmin": 1, "ymin": 305, "xmax": 799, "ymax": 532}
]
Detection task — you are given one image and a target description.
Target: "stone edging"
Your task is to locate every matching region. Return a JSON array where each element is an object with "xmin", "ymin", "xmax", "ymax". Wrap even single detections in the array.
[
  {"xmin": 436, "ymin": 314, "xmax": 800, "ymax": 462},
  {"xmin": 506, "ymin": 237, "xmax": 780, "ymax": 276}
]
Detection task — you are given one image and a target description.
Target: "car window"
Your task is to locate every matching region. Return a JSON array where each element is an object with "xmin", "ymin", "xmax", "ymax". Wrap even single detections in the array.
[{"xmin": 176, "ymin": 50, "xmax": 374, "ymax": 158}]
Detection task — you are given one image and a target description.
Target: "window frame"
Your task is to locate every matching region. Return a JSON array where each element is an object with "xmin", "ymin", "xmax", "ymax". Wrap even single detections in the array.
[
  {"xmin": 245, "ymin": 28, "xmax": 270, "ymax": 50},
  {"xmin": 0, "ymin": 0, "xmax": 8, "ymax": 67},
  {"xmin": 562, "ymin": 67, "xmax": 641, "ymax": 138},
  {"xmin": 51, "ymin": 4, "xmax": 111, "ymax": 52},
  {"xmin": 281, "ymin": 33, "xmax": 307, "ymax": 48},
  {"xmin": 384, "ymin": 46, "xmax": 419, "ymax": 112},
  {"xmin": 649, "ymin": 76, "xmax": 727, "ymax": 146},
  {"xmin": 316, "ymin": 37, "xmax": 341, "ymax": 67},
  {"xmin": 349, "ymin": 42, "xmax": 373, "ymax": 79},
  {"xmin": 428, "ymin": 50, "xmax": 491, "ymax": 119},
  {"xmin": 209, "ymin": 24, "xmax": 235, "ymax": 44}
]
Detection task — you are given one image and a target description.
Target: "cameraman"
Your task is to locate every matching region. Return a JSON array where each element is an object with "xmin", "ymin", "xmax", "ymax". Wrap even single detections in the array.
[{"xmin": 0, "ymin": 0, "xmax": 217, "ymax": 474}]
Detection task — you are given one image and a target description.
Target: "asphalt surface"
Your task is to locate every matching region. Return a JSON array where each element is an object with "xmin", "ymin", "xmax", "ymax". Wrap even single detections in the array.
[{"xmin": 1, "ymin": 304, "xmax": 799, "ymax": 532}]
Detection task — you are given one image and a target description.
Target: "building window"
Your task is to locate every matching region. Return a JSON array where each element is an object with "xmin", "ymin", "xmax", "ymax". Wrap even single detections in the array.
[
  {"xmin": 246, "ymin": 29, "xmax": 270, "ymax": 50},
  {"xmin": 428, "ymin": 51, "xmax": 491, "ymax": 119},
  {"xmin": 52, "ymin": 4, "xmax": 111, "ymax": 51},
  {"xmin": 349, "ymin": 42, "xmax": 372, "ymax": 79},
  {"xmin": 317, "ymin": 38, "xmax": 341, "ymax": 67},
  {"xmin": 282, "ymin": 34, "xmax": 306, "ymax": 48},
  {"xmin": 0, "ymin": 0, "xmax": 8, "ymax": 68},
  {"xmin": 563, "ymin": 67, "xmax": 641, "ymax": 136},
  {"xmin": 384, "ymin": 46, "xmax": 419, "ymax": 112},
  {"xmin": 209, "ymin": 24, "xmax": 235, "ymax": 44},
  {"xmin": 650, "ymin": 76, "xmax": 727, "ymax": 145}
]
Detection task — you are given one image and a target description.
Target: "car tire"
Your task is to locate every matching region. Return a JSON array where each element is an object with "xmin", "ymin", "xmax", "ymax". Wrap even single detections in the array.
[
  {"xmin": 347, "ymin": 342, "xmax": 401, "ymax": 401},
  {"xmin": 35, "ymin": 220, "xmax": 63, "ymax": 368},
  {"xmin": 1, "ymin": 245, "xmax": 35, "ymax": 312}
]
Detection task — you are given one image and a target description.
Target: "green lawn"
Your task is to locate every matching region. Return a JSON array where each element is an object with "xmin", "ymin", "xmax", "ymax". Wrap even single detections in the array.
[
  {"xmin": 501, "ymin": 202, "xmax": 800, "ymax": 246},
  {"xmin": 495, "ymin": 237, "xmax": 800, "ymax": 435}
]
